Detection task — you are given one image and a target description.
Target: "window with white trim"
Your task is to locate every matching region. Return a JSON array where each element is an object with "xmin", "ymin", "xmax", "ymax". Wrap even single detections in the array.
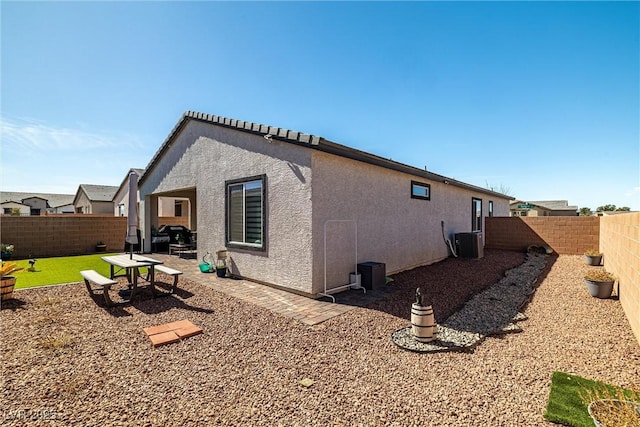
[{"xmin": 226, "ymin": 175, "xmax": 266, "ymax": 250}]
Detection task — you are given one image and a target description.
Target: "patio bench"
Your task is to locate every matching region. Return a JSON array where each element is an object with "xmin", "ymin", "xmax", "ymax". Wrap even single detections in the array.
[
  {"xmin": 153, "ymin": 265, "xmax": 182, "ymax": 294},
  {"xmin": 81, "ymin": 269, "xmax": 117, "ymax": 307}
]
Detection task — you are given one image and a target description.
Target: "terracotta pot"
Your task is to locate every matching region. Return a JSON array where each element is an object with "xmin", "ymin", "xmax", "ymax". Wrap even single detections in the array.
[{"xmin": 1, "ymin": 276, "xmax": 17, "ymax": 301}]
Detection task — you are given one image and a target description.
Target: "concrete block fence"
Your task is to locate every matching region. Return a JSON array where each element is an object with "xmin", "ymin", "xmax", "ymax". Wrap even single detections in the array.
[
  {"xmin": 485, "ymin": 214, "xmax": 639, "ymax": 345},
  {"xmin": 599, "ymin": 212, "xmax": 640, "ymax": 344},
  {"xmin": 485, "ymin": 216, "xmax": 600, "ymax": 255},
  {"xmin": 0, "ymin": 215, "xmax": 127, "ymax": 258}
]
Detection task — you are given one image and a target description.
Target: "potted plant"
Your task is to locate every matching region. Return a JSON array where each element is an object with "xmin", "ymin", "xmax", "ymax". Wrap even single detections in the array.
[
  {"xmin": 583, "ymin": 383, "xmax": 640, "ymax": 427},
  {"xmin": 1, "ymin": 261, "xmax": 24, "ymax": 301},
  {"xmin": 215, "ymin": 260, "xmax": 227, "ymax": 278},
  {"xmin": 584, "ymin": 249, "xmax": 603, "ymax": 266},
  {"xmin": 95, "ymin": 241, "xmax": 107, "ymax": 252},
  {"xmin": 584, "ymin": 270, "xmax": 615, "ymax": 299},
  {"xmin": 1, "ymin": 243, "xmax": 14, "ymax": 261}
]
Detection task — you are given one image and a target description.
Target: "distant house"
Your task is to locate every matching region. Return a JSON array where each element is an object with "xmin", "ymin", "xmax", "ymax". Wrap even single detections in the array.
[
  {"xmin": 112, "ymin": 168, "xmax": 145, "ymax": 217},
  {"xmin": 73, "ymin": 184, "xmax": 118, "ymax": 214},
  {"xmin": 510, "ymin": 200, "xmax": 578, "ymax": 217},
  {"xmin": 21, "ymin": 196, "xmax": 48, "ymax": 216},
  {"xmin": 0, "ymin": 192, "xmax": 75, "ymax": 215},
  {"xmin": 0, "ymin": 200, "xmax": 30, "ymax": 216},
  {"xmin": 138, "ymin": 111, "xmax": 512, "ymax": 297},
  {"xmin": 112, "ymin": 168, "xmax": 191, "ymax": 229}
]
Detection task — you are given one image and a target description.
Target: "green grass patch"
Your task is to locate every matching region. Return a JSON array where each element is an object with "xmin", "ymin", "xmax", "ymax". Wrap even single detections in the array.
[
  {"xmin": 544, "ymin": 371, "xmax": 639, "ymax": 426},
  {"xmin": 10, "ymin": 253, "xmax": 121, "ymax": 289}
]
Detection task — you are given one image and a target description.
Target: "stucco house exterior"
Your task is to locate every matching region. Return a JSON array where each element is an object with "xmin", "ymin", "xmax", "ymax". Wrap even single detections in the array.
[
  {"xmin": 73, "ymin": 184, "xmax": 118, "ymax": 214},
  {"xmin": 0, "ymin": 192, "xmax": 75, "ymax": 215},
  {"xmin": 139, "ymin": 111, "xmax": 512, "ymax": 297},
  {"xmin": 1, "ymin": 200, "xmax": 31, "ymax": 216},
  {"xmin": 112, "ymin": 168, "xmax": 145, "ymax": 217}
]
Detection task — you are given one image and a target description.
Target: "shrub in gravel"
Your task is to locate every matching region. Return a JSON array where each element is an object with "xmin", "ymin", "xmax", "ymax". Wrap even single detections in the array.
[{"xmin": 584, "ymin": 270, "xmax": 615, "ymax": 282}]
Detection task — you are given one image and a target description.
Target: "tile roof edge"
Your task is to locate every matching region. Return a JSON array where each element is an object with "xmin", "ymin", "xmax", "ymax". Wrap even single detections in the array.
[{"xmin": 138, "ymin": 111, "xmax": 513, "ymax": 200}]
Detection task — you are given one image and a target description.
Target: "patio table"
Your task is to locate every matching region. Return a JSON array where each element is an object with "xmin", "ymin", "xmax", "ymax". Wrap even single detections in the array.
[
  {"xmin": 101, "ymin": 254, "xmax": 165, "ymax": 303},
  {"xmin": 169, "ymin": 243, "xmax": 194, "ymax": 257}
]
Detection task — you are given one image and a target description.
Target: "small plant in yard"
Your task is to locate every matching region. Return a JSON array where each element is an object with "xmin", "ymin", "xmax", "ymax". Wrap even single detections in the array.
[
  {"xmin": 584, "ymin": 270, "xmax": 615, "ymax": 282},
  {"xmin": 0, "ymin": 243, "xmax": 15, "ymax": 255},
  {"xmin": 585, "ymin": 249, "xmax": 602, "ymax": 256},
  {"xmin": 580, "ymin": 383, "xmax": 640, "ymax": 427},
  {"xmin": 40, "ymin": 333, "xmax": 74, "ymax": 351},
  {"xmin": 1, "ymin": 243, "xmax": 15, "ymax": 260}
]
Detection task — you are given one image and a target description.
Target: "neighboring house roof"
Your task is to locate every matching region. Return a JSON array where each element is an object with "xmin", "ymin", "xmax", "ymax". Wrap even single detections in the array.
[
  {"xmin": 0, "ymin": 192, "xmax": 75, "ymax": 209},
  {"xmin": 1, "ymin": 200, "xmax": 30, "ymax": 207},
  {"xmin": 511, "ymin": 200, "xmax": 578, "ymax": 212},
  {"xmin": 140, "ymin": 111, "xmax": 513, "ymax": 200},
  {"xmin": 73, "ymin": 184, "xmax": 119, "ymax": 205}
]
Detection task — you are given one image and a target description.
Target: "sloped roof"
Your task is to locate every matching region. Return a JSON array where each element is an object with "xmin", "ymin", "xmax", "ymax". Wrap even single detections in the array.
[
  {"xmin": 76, "ymin": 184, "xmax": 119, "ymax": 202},
  {"xmin": 0, "ymin": 200, "xmax": 30, "ymax": 207},
  {"xmin": 140, "ymin": 111, "xmax": 513, "ymax": 200},
  {"xmin": 0, "ymin": 192, "xmax": 75, "ymax": 208},
  {"xmin": 113, "ymin": 168, "xmax": 145, "ymax": 202}
]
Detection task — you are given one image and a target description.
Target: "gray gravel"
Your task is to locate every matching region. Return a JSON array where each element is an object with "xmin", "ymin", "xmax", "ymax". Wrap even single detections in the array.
[
  {"xmin": 1, "ymin": 254, "xmax": 639, "ymax": 426},
  {"xmin": 393, "ymin": 253, "xmax": 546, "ymax": 353}
]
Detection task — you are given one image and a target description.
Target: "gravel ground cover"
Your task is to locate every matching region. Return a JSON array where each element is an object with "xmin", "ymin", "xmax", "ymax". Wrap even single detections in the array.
[{"xmin": 1, "ymin": 252, "xmax": 639, "ymax": 426}]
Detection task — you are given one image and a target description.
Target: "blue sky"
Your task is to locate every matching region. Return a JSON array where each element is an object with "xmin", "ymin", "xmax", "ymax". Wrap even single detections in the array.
[{"xmin": 2, "ymin": 1, "xmax": 638, "ymax": 210}]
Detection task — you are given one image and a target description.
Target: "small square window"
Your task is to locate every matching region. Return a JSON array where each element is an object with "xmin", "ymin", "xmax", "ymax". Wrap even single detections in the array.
[{"xmin": 411, "ymin": 181, "xmax": 431, "ymax": 200}]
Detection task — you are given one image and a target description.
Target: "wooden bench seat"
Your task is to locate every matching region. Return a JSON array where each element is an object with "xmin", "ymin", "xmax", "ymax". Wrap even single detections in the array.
[
  {"xmin": 81, "ymin": 269, "xmax": 117, "ymax": 307},
  {"xmin": 153, "ymin": 265, "xmax": 182, "ymax": 294}
]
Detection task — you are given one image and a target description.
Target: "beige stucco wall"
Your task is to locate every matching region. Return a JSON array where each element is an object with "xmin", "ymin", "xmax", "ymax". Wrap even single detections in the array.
[
  {"xmin": 74, "ymin": 191, "xmax": 91, "ymax": 213},
  {"xmin": 22, "ymin": 197, "xmax": 48, "ymax": 214},
  {"xmin": 310, "ymin": 151, "xmax": 510, "ymax": 294},
  {"xmin": 91, "ymin": 201, "xmax": 115, "ymax": 215},
  {"xmin": 113, "ymin": 181, "xmax": 140, "ymax": 217},
  {"xmin": 140, "ymin": 121, "xmax": 315, "ymax": 294},
  {"xmin": 141, "ymin": 119, "xmax": 510, "ymax": 296}
]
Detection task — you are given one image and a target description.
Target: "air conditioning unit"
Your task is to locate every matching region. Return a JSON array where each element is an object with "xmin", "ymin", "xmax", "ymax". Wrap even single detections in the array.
[{"xmin": 455, "ymin": 232, "xmax": 484, "ymax": 259}]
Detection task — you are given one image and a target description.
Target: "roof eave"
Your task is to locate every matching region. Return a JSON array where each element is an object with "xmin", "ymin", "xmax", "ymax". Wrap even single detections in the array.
[{"xmin": 139, "ymin": 111, "xmax": 513, "ymax": 200}]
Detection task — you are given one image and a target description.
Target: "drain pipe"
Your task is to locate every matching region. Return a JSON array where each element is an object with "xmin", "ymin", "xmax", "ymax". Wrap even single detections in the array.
[{"xmin": 441, "ymin": 220, "xmax": 458, "ymax": 258}]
